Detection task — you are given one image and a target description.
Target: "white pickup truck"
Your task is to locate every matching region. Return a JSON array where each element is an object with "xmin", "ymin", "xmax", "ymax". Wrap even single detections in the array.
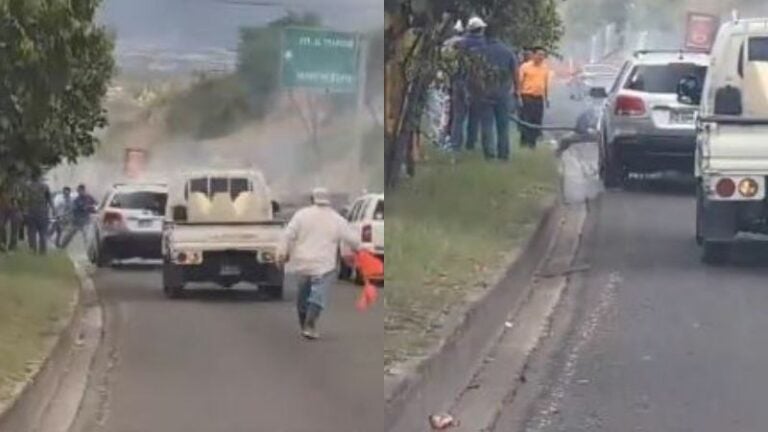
[
  {"xmin": 161, "ymin": 170, "xmax": 285, "ymax": 298},
  {"xmin": 679, "ymin": 17, "xmax": 768, "ymax": 264}
]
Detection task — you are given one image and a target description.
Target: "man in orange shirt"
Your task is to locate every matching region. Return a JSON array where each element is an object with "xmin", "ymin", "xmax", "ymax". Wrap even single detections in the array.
[{"xmin": 518, "ymin": 47, "xmax": 551, "ymax": 149}]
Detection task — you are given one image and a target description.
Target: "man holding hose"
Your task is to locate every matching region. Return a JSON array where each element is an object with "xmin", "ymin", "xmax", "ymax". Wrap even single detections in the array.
[{"xmin": 518, "ymin": 47, "xmax": 551, "ymax": 149}]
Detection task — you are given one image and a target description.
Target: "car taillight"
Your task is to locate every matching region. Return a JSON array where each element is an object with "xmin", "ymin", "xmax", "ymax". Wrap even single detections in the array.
[
  {"xmin": 715, "ymin": 178, "xmax": 736, "ymax": 198},
  {"xmin": 103, "ymin": 211, "xmax": 124, "ymax": 229},
  {"xmin": 362, "ymin": 224, "xmax": 372, "ymax": 243},
  {"xmin": 615, "ymin": 95, "xmax": 646, "ymax": 116}
]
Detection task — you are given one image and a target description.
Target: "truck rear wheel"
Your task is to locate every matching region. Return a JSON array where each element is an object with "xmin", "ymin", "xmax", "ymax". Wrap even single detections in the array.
[
  {"xmin": 702, "ymin": 241, "xmax": 730, "ymax": 265},
  {"xmin": 163, "ymin": 262, "xmax": 186, "ymax": 299},
  {"xmin": 263, "ymin": 284, "xmax": 283, "ymax": 300}
]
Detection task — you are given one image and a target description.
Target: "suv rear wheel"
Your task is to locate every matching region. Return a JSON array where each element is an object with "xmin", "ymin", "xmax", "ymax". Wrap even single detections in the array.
[
  {"xmin": 94, "ymin": 239, "xmax": 112, "ymax": 268},
  {"xmin": 338, "ymin": 254, "xmax": 352, "ymax": 280},
  {"xmin": 600, "ymin": 145, "xmax": 625, "ymax": 188}
]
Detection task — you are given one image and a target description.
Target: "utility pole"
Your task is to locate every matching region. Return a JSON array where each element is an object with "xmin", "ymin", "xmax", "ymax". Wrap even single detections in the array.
[{"xmin": 353, "ymin": 35, "xmax": 369, "ymax": 188}]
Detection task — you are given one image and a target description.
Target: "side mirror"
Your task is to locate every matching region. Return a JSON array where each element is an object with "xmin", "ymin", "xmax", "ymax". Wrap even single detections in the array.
[
  {"xmin": 172, "ymin": 205, "xmax": 187, "ymax": 222},
  {"xmin": 271, "ymin": 200, "xmax": 280, "ymax": 214},
  {"xmin": 677, "ymin": 75, "xmax": 702, "ymax": 105},
  {"xmin": 339, "ymin": 207, "xmax": 349, "ymax": 219},
  {"xmin": 589, "ymin": 87, "xmax": 608, "ymax": 99}
]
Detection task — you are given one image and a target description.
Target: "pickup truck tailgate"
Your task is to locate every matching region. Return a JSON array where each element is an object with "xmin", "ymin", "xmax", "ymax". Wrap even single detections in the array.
[
  {"xmin": 167, "ymin": 223, "xmax": 284, "ymax": 250},
  {"xmin": 706, "ymin": 123, "xmax": 768, "ymax": 172}
]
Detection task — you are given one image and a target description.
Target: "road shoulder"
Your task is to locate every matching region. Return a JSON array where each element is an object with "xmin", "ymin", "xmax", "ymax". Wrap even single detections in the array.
[{"xmin": 0, "ymin": 252, "xmax": 102, "ymax": 432}]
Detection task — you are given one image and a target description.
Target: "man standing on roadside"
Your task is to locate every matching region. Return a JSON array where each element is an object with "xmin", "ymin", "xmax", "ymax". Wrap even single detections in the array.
[
  {"xmin": 0, "ymin": 181, "xmax": 22, "ymax": 252},
  {"xmin": 278, "ymin": 188, "xmax": 362, "ymax": 340},
  {"xmin": 518, "ymin": 47, "xmax": 551, "ymax": 149},
  {"xmin": 450, "ymin": 16, "xmax": 487, "ymax": 153},
  {"xmin": 51, "ymin": 186, "xmax": 74, "ymax": 248},
  {"xmin": 23, "ymin": 174, "xmax": 53, "ymax": 255},
  {"xmin": 476, "ymin": 24, "xmax": 519, "ymax": 160},
  {"xmin": 59, "ymin": 184, "xmax": 96, "ymax": 249}
]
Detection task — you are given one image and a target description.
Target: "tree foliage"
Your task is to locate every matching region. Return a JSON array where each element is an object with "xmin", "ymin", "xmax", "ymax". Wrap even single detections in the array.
[
  {"xmin": 0, "ymin": 0, "xmax": 115, "ymax": 184},
  {"xmin": 384, "ymin": 0, "xmax": 563, "ymax": 189}
]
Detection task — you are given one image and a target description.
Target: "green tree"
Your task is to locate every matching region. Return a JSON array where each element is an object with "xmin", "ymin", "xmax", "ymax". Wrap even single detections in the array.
[{"xmin": 0, "ymin": 0, "xmax": 114, "ymax": 184}]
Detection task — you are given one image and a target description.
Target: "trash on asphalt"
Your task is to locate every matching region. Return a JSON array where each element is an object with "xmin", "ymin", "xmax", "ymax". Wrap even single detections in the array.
[{"xmin": 429, "ymin": 413, "xmax": 460, "ymax": 429}]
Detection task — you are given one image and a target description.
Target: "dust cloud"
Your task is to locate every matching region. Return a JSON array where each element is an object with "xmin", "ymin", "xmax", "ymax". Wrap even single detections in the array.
[{"xmin": 49, "ymin": 0, "xmax": 384, "ymax": 205}]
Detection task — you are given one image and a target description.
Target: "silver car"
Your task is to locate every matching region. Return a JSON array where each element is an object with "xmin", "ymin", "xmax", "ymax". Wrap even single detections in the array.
[{"xmin": 596, "ymin": 50, "xmax": 709, "ymax": 187}]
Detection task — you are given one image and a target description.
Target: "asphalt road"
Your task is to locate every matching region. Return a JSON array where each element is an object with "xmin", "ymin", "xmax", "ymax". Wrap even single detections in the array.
[
  {"xmin": 498, "ymin": 175, "xmax": 768, "ymax": 432},
  {"xmin": 75, "ymin": 266, "xmax": 382, "ymax": 432}
]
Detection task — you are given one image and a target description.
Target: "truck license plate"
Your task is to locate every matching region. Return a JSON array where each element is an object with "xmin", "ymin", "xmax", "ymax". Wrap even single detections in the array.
[{"xmin": 220, "ymin": 265, "xmax": 241, "ymax": 276}]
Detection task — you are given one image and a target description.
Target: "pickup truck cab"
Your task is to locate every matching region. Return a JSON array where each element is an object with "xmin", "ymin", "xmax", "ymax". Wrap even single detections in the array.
[
  {"xmin": 161, "ymin": 170, "xmax": 284, "ymax": 298},
  {"xmin": 679, "ymin": 17, "xmax": 768, "ymax": 264}
]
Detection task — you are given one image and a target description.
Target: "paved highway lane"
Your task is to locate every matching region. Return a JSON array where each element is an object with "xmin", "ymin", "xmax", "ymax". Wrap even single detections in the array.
[
  {"xmin": 75, "ymin": 266, "xmax": 382, "ymax": 432},
  {"xmin": 499, "ymin": 180, "xmax": 768, "ymax": 432}
]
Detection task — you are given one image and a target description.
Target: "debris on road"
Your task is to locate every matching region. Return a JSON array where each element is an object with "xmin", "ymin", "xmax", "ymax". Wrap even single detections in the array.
[{"xmin": 429, "ymin": 413, "xmax": 460, "ymax": 430}]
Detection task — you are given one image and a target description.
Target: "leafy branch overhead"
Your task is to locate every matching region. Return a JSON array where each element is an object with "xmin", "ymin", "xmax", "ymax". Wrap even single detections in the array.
[{"xmin": 0, "ymin": 0, "xmax": 115, "ymax": 184}]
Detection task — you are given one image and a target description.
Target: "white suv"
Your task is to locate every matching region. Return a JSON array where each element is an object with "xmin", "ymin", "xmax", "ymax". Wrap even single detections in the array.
[
  {"xmin": 597, "ymin": 50, "xmax": 709, "ymax": 187},
  {"xmin": 88, "ymin": 183, "xmax": 168, "ymax": 267},
  {"xmin": 339, "ymin": 193, "xmax": 384, "ymax": 284}
]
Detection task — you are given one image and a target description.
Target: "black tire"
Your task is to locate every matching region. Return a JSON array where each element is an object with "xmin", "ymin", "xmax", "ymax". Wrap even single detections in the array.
[
  {"xmin": 95, "ymin": 242, "xmax": 112, "ymax": 268},
  {"xmin": 695, "ymin": 184, "xmax": 704, "ymax": 246},
  {"xmin": 601, "ymin": 148, "xmax": 625, "ymax": 189},
  {"xmin": 338, "ymin": 258, "xmax": 352, "ymax": 281},
  {"xmin": 702, "ymin": 241, "xmax": 730, "ymax": 265},
  {"xmin": 353, "ymin": 266, "xmax": 364, "ymax": 286},
  {"xmin": 263, "ymin": 284, "xmax": 284, "ymax": 300},
  {"xmin": 163, "ymin": 263, "xmax": 186, "ymax": 299}
]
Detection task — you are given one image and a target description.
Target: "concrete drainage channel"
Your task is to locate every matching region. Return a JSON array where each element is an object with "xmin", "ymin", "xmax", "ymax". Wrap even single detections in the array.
[
  {"xmin": 0, "ymin": 246, "xmax": 102, "ymax": 432},
  {"xmin": 385, "ymin": 142, "xmax": 601, "ymax": 432}
]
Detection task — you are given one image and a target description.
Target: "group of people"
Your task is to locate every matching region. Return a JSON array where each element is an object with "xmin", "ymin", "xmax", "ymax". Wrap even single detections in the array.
[
  {"xmin": 433, "ymin": 16, "xmax": 552, "ymax": 159},
  {"xmin": 0, "ymin": 176, "xmax": 97, "ymax": 255}
]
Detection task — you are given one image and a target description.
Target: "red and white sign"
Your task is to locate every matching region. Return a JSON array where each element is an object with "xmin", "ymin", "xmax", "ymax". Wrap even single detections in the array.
[{"xmin": 685, "ymin": 12, "xmax": 719, "ymax": 53}]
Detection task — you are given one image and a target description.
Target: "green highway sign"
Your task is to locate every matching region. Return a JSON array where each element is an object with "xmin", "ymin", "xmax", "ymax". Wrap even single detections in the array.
[{"xmin": 281, "ymin": 27, "xmax": 360, "ymax": 92}]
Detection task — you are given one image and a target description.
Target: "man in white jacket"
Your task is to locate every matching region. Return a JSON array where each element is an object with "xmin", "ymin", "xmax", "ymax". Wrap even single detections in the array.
[{"xmin": 278, "ymin": 188, "xmax": 362, "ymax": 340}]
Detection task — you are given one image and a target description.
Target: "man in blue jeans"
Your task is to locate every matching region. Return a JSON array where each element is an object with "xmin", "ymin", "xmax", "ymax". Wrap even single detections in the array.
[
  {"xmin": 477, "ymin": 24, "xmax": 519, "ymax": 160},
  {"xmin": 451, "ymin": 16, "xmax": 487, "ymax": 153},
  {"xmin": 278, "ymin": 188, "xmax": 362, "ymax": 340}
]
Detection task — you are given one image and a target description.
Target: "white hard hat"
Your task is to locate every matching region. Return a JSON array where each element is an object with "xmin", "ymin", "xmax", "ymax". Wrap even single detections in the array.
[
  {"xmin": 467, "ymin": 16, "xmax": 487, "ymax": 31},
  {"xmin": 453, "ymin": 20, "xmax": 464, "ymax": 33}
]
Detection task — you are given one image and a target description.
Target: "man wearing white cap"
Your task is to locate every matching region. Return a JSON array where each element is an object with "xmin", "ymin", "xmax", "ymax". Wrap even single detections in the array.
[
  {"xmin": 278, "ymin": 187, "xmax": 362, "ymax": 340},
  {"xmin": 452, "ymin": 16, "xmax": 488, "ymax": 153}
]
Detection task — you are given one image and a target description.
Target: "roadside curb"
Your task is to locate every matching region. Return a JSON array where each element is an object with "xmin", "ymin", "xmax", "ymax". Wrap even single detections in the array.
[
  {"xmin": 0, "ymin": 253, "xmax": 103, "ymax": 432},
  {"xmin": 385, "ymin": 196, "xmax": 568, "ymax": 432},
  {"xmin": 450, "ymin": 204, "xmax": 588, "ymax": 432}
]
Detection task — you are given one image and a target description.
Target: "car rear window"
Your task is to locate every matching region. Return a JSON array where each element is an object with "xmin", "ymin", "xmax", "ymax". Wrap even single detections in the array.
[
  {"xmin": 373, "ymin": 200, "xmax": 383, "ymax": 220},
  {"xmin": 749, "ymin": 36, "xmax": 768, "ymax": 61},
  {"xmin": 624, "ymin": 63, "xmax": 707, "ymax": 93},
  {"xmin": 110, "ymin": 192, "xmax": 167, "ymax": 215}
]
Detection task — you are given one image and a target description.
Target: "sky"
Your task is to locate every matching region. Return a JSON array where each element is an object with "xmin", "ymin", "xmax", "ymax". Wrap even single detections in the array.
[{"xmin": 97, "ymin": 0, "xmax": 383, "ymax": 51}]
